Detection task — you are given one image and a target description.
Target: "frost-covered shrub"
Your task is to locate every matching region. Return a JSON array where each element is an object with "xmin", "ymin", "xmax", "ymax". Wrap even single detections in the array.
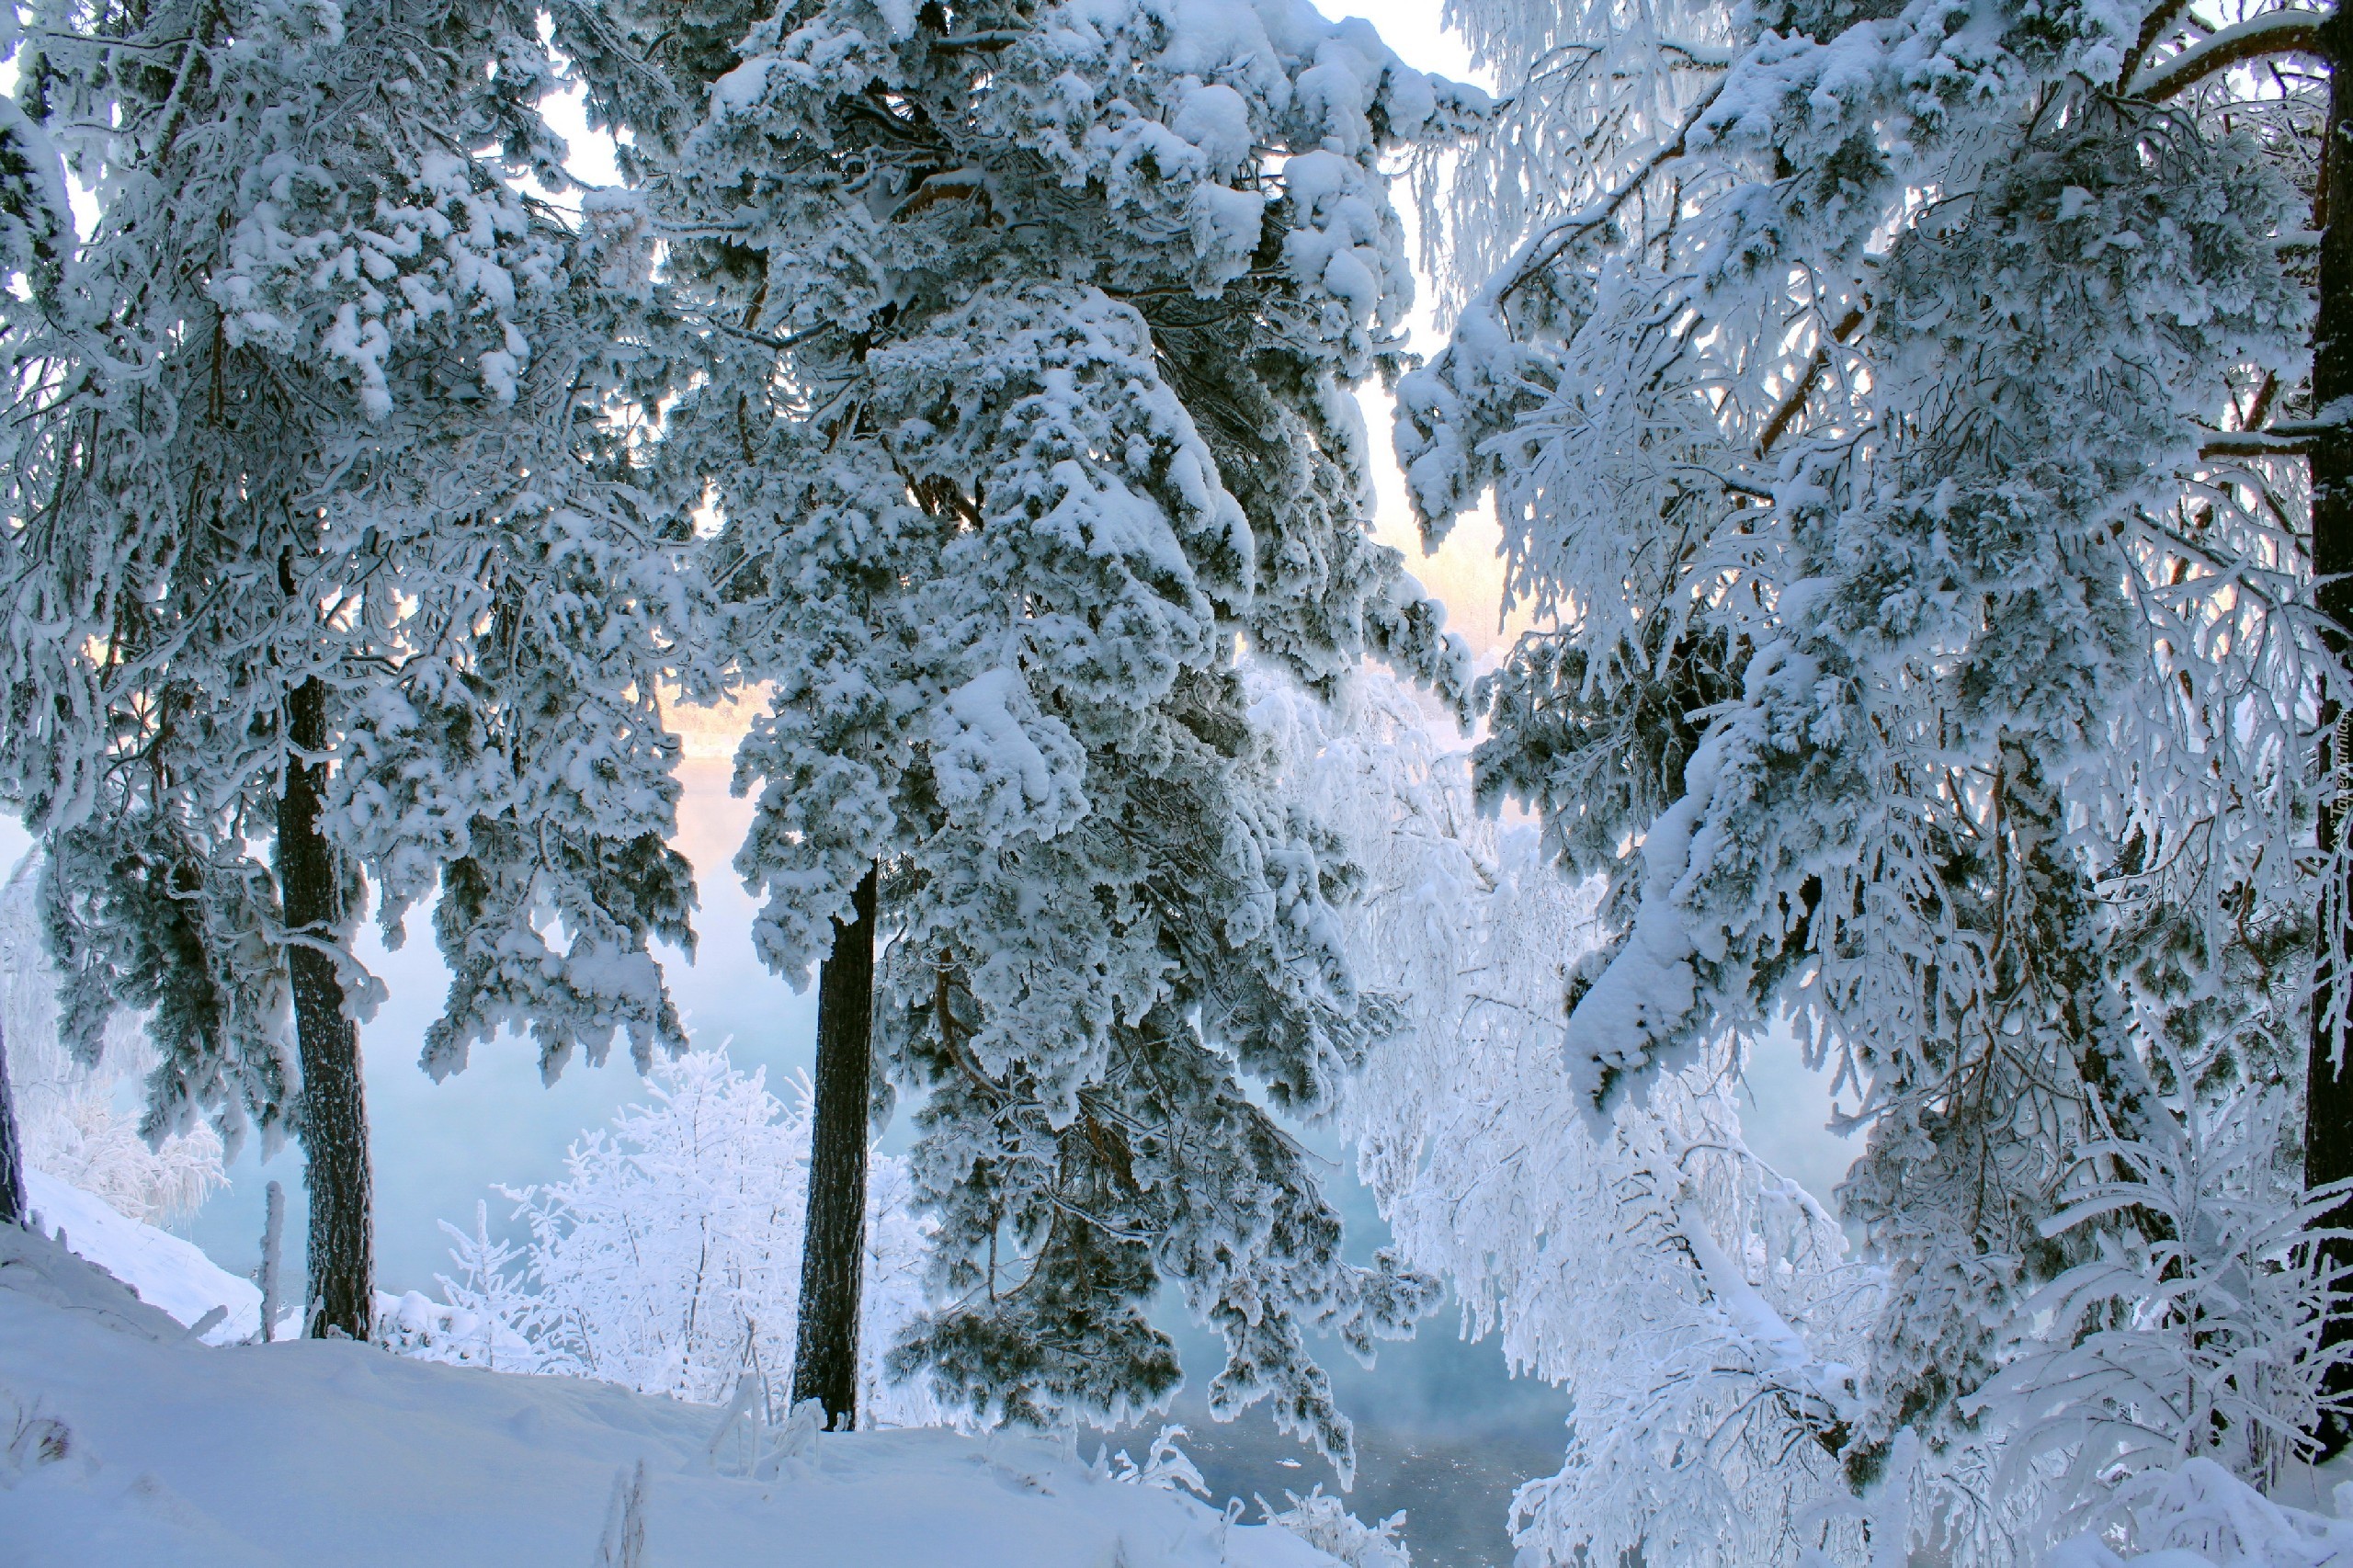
[
  {"xmin": 1260, "ymin": 1487, "xmax": 1413, "ymax": 1568},
  {"xmin": 408, "ymin": 1051, "xmax": 940, "ymax": 1426},
  {"xmin": 374, "ymin": 1208, "xmax": 542, "ymax": 1371},
  {"xmin": 25, "ymin": 1101, "xmax": 225, "ymax": 1231},
  {"xmin": 2046, "ymin": 1459, "xmax": 2353, "ymax": 1568},
  {"xmin": 1987, "ymin": 1081, "xmax": 2353, "ymax": 1537},
  {"xmin": 1103, "ymin": 1425, "xmax": 1211, "ymax": 1498}
]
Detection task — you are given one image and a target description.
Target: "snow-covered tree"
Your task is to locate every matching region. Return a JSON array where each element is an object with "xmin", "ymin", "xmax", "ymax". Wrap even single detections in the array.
[
  {"xmin": 1256, "ymin": 662, "xmax": 1884, "ymax": 1564},
  {"xmin": 551, "ymin": 0, "xmax": 1484, "ymax": 1473},
  {"xmin": 1401, "ymin": 0, "xmax": 2342, "ymax": 1554},
  {"xmin": 402, "ymin": 1049, "xmax": 942, "ymax": 1428},
  {"xmin": 0, "ymin": 0, "xmax": 703, "ymax": 1335}
]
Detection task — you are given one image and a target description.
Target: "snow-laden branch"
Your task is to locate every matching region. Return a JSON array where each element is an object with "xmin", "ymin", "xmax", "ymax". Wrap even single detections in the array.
[
  {"xmin": 1669, "ymin": 1182, "xmax": 1859, "ymax": 1437},
  {"xmin": 2129, "ymin": 8, "xmax": 2333, "ymax": 101},
  {"xmin": 2197, "ymin": 403, "xmax": 2351, "ymax": 458},
  {"xmin": 2201, "ymin": 426, "xmax": 2333, "ymax": 457},
  {"xmin": 1655, "ymin": 39, "xmax": 1738, "ymax": 67},
  {"xmin": 1492, "ymin": 74, "xmax": 1732, "ymax": 306},
  {"xmin": 1757, "ymin": 306, "xmax": 1867, "ymax": 458}
]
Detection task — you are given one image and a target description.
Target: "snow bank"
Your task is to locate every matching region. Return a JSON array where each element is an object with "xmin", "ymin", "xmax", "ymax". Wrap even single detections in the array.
[
  {"xmin": 0, "ymin": 1223, "xmax": 1345, "ymax": 1567},
  {"xmin": 21, "ymin": 1169, "xmax": 263, "ymax": 1346}
]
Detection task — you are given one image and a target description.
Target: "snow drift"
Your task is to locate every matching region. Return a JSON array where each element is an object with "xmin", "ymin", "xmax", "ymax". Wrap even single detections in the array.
[
  {"xmin": 17, "ymin": 1170, "xmax": 262, "ymax": 1346},
  {"xmin": 0, "ymin": 1222, "xmax": 1347, "ymax": 1567}
]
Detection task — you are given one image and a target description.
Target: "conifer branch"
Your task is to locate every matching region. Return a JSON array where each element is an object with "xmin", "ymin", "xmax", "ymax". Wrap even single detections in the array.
[
  {"xmin": 1756, "ymin": 306, "xmax": 1867, "ymax": 458},
  {"xmin": 1496, "ymin": 76, "xmax": 1731, "ymax": 306},
  {"xmin": 2129, "ymin": 7, "xmax": 2333, "ymax": 101}
]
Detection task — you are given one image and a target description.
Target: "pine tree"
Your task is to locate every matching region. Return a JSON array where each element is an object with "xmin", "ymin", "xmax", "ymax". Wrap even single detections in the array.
[
  {"xmin": 553, "ymin": 0, "xmax": 1483, "ymax": 1471},
  {"xmin": 0, "ymin": 1016, "xmax": 22, "ymax": 1230},
  {"xmin": 1, "ymin": 0, "xmax": 700, "ymax": 1335},
  {"xmin": 1405, "ymin": 0, "xmax": 2335, "ymax": 1551},
  {"xmin": 790, "ymin": 862, "xmax": 875, "ymax": 1428}
]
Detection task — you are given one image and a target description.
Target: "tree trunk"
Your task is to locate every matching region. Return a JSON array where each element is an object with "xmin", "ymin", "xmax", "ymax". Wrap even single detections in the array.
[
  {"xmin": 278, "ymin": 675, "xmax": 373, "ymax": 1340},
  {"xmin": 0, "ymin": 1015, "xmax": 25, "ymax": 1229},
  {"xmin": 2307, "ymin": 12, "xmax": 2353, "ymax": 1456},
  {"xmin": 791, "ymin": 863, "xmax": 877, "ymax": 1430}
]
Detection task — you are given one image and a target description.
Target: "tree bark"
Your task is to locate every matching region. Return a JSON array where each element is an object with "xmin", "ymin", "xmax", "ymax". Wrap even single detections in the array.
[
  {"xmin": 278, "ymin": 675, "xmax": 373, "ymax": 1340},
  {"xmin": 791, "ymin": 863, "xmax": 877, "ymax": 1430},
  {"xmin": 0, "ymin": 1015, "xmax": 25, "ymax": 1229},
  {"xmin": 2307, "ymin": 10, "xmax": 2353, "ymax": 1457}
]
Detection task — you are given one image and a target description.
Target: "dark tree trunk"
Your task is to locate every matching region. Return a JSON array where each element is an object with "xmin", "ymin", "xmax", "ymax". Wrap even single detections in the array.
[
  {"xmin": 791, "ymin": 863, "xmax": 877, "ymax": 1430},
  {"xmin": 0, "ymin": 1015, "xmax": 25, "ymax": 1229},
  {"xmin": 278, "ymin": 675, "xmax": 373, "ymax": 1340},
  {"xmin": 2307, "ymin": 12, "xmax": 2353, "ymax": 1456}
]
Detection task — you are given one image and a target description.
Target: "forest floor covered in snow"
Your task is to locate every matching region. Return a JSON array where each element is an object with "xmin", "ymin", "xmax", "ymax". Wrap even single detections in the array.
[{"xmin": 0, "ymin": 1217, "xmax": 1358, "ymax": 1567}]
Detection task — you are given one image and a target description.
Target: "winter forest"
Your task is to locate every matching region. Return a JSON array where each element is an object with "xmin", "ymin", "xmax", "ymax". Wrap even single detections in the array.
[{"xmin": 1, "ymin": 0, "xmax": 2351, "ymax": 1562}]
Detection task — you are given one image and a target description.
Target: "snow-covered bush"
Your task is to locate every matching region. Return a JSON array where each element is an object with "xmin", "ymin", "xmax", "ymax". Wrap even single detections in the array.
[
  {"xmin": 2046, "ymin": 1459, "xmax": 2353, "ymax": 1568},
  {"xmin": 1259, "ymin": 1486, "xmax": 1412, "ymax": 1568},
  {"xmin": 404, "ymin": 1051, "xmax": 940, "ymax": 1426},
  {"xmin": 20, "ymin": 1100, "xmax": 224, "ymax": 1232},
  {"xmin": 1986, "ymin": 1081, "xmax": 2353, "ymax": 1540},
  {"xmin": 375, "ymin": 1208, "xmax": 543, "ymax": 1372}
]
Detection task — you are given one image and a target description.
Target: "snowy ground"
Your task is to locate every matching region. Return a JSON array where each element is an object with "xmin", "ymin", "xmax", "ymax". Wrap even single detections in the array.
[
  {"xmin": 0, "ymin": 1211, "xmax": 1351, "ymax": 1566},
  {"xmin": 17, "ymin": 1171, "xmax": 264, "ymax": 1346}
]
